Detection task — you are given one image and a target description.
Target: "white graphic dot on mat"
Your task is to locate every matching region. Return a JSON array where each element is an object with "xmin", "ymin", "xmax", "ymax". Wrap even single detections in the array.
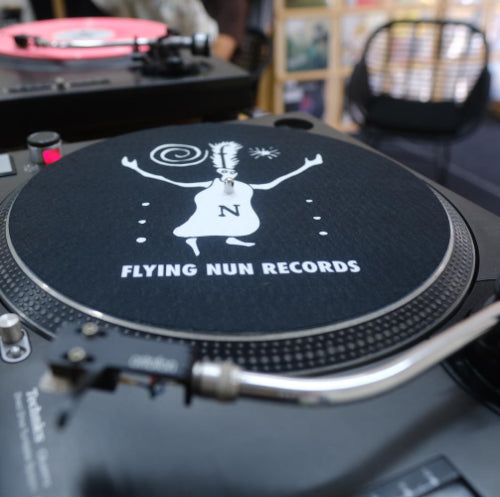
[
  {"xmin": 319, "ymin": 231, "xmax": 328, "ymax": 236},
  {"xmin": 141, "ymin": 202, "xmax": 150, "ymax": 207},
  {"xmin": 138, "ymin": 220, "xmax": 146, "ymax": 224},
  {"xmin": 136, "ymin": 237, "xmax": 147, "ymax": 243}
]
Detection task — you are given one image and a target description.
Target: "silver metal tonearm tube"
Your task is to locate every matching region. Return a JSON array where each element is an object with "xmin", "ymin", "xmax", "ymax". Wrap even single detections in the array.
[
  {"xmin": 30, "ymin": 36, "xmax": 157, "ymax": 48},
  {"xmin": 192, "ymin": 300, "xmax": 500, "ymax": 405},
  {"xmin": 18, "ymin": 34, "xmax": 210, "ymax": 54}
]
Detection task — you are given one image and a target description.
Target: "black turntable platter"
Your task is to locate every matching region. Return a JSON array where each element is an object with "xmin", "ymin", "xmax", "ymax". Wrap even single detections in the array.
[{"xmin": 0, "ymin": 123, "xmax": 475, "ymax": 373}]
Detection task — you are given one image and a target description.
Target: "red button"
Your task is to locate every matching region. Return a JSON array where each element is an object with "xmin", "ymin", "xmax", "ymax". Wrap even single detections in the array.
[{"xmin": 42, "ymin": 148, "xmax": 61, "ymax": 165}]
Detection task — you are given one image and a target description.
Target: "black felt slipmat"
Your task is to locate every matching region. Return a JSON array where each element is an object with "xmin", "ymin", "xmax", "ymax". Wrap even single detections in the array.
[{"xmin": 1, "ymin": 123, "xmax": 475, "ymax": 372}]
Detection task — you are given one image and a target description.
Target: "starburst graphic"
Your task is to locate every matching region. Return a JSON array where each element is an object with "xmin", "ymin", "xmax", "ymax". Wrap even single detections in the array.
[{"xmin": 249, "ymin": 147, "xmax": 281, "ymax": 160}]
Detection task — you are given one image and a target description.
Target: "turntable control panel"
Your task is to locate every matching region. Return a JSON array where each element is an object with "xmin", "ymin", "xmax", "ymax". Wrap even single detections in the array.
[{"xmin": 5, "ymin": 77, "xmax": 111, "ymax": 95}]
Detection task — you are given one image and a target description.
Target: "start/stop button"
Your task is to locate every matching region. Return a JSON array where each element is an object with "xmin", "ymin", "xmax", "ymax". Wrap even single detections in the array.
[{"xmin": 27, "ymin": 130, "xmax": 62, "ymax": 165}]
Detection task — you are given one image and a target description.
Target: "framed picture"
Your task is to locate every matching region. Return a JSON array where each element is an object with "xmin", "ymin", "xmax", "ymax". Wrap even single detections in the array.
[
  {"xmin": 393, "ymin": 0, "xmax": 436, "ymax": 4},
  {"xmin": 445, "ymin": 6, "xmax": 483, "ymax": 26},
  {"xmin": 487, "ymin": 12, "xmax": 500, "ymax": 53},
  {"xmin": 284, "ymin": 80, "xmax": 326, "ymax": 118},
  {"xmin": 341, "ymin": 13, "xmax": 388, "ymax": 66},
  {"xmin": 448, "ymin": 0, "xmax": 481, "ymax": 5},
  {"xmin": 490, "ymin": 62, "xmax": 500, "ymax": 101},
  {"xmin": 285, "ymin": 0, "xmax": 330, "ymax": 6},
  {"xmin": 286, "ymin": 18, "xmax": 330, "ymax": 72},
  {"xmin": 345, "ymin": 0, "xmax": 384, "ymax": 7}
]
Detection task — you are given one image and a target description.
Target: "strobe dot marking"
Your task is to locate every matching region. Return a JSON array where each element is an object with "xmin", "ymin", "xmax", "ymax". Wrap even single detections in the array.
[
  {"xmin": 141, "ymin": 202, "xmax": 150, "ymax": 207},
  {"xmin": 138, "ymin": 220, "xmax": 146, "ymax": 224},
  {"xmin": 136, "ymin": 237, "xmax": 147, "ymax": 244},
  {"xmin": 306, "ymin": 199, "xmax": 313, "ymax": 203},
  {"xmin": 319, "ymin": 231, "xmax": 328, "ymax": 236},
  {"xmin": 313, "ymin": 216, "xmax": 321, "ymax": 220}
]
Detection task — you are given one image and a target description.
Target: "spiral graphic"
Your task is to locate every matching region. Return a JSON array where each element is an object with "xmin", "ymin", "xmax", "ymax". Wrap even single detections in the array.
[{"xmin": 150, "ymin": 144, "xmax": 209, "ymax": 167}]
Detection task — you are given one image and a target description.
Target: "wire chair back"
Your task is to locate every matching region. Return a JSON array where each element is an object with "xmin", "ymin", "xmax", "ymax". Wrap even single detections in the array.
[{"xmin": 363, "ymin": 19, "xmax": 488, "ymax": 104}]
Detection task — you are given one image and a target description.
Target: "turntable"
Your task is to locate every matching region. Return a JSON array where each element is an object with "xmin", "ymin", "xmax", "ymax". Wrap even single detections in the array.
[
  {"xmin": 0, "ymin": 18, "xmax": 253, "ymax": 148},
  {"xmin": 0, "ymin": 113, "xmax": 499, "ymax": 497}
]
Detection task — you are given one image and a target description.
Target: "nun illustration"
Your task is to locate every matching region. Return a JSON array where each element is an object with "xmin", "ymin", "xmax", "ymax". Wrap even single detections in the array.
[{"xmin": 122, "ymin": 141, "xmax": 323, "ymax": 256}]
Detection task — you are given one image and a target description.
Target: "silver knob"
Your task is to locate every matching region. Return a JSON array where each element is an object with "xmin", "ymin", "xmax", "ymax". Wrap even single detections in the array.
[{"xmin": 0, "ymin": 313, "xmax": 24, "ymax": 344}]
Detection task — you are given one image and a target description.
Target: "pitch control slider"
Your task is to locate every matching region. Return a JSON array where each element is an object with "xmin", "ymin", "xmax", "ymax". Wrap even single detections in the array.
[
  {"xmin": 192, "ymin": 300, "xmax": 500, "ymax": 405},
  {"xmin": 13, "ymin": 33, "xmax": 211, "ymax": 56}
]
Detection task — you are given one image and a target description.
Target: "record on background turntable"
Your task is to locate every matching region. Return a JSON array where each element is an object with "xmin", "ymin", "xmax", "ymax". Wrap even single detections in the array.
[
  {"xmin": 0, "ymin": 17, "xmax": 168, "ymax": 60},
  {"xmin": 0, "ymin": 114, "xmax": 499, "ymax": 497}
]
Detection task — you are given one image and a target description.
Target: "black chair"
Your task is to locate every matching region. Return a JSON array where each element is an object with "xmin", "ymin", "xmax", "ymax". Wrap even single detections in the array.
[{"xmin": 347, "ymin": 19, "xmax": 490, "ymax": 183}]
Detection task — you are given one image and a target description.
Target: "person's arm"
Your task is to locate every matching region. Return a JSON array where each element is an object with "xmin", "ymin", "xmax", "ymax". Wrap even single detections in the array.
[
  {"xmin": 212, "ymin": 34, "xmax": 238, "ymax": 60},
  {"xmin": 203, "ymin": 0, "xmax": 248, "ymax": 60}
]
